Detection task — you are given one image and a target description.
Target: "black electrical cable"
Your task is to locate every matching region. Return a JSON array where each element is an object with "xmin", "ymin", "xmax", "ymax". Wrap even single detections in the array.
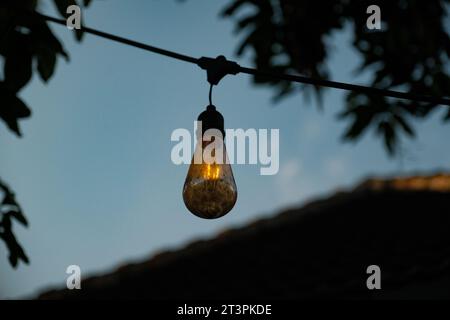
[
  {"xmin": 238, "ymin": 67, "xmax": 450, "ymax": 106},
  {"xmin": 21, "ymin": 10, "xmax": 450, "ymax": 106},
  {"xmin": 209, "ymin": 84, "xmax": 213, "ymax": 106},
  {"xmin": 35, "ymin": 12, "xmax": 199, "ymax": 65}
]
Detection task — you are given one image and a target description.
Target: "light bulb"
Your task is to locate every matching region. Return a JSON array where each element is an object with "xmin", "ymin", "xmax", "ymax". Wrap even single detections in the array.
[{"xmin": 183, "ymin": 105, "xmax": 237, "ymax": 219}]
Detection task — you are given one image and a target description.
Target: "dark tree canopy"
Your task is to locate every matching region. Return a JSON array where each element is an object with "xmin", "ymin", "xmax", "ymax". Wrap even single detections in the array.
[
  {"xmin": 0, "ymin": 0, "xmax": 92, "ymax": 267},
  {"xmin": 222, "ymin": 0, "xmax": 450, "ymax": 154}
]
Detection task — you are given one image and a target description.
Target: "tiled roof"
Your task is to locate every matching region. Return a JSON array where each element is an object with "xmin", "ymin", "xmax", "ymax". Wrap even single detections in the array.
[{"xmin": 39, "ymin": 173, "xmax": 450, "ymax": 299}]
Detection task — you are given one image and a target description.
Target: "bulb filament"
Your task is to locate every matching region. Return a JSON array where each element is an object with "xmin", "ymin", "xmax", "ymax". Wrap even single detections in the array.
[{"xmin": 204, "ymin": 164, "xmax": 220, "ymax": 180}]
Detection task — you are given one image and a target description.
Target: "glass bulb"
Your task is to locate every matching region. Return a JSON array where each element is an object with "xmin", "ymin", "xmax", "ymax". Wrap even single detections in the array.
[{"xmin": 183, "ymin": 140, "xmax": 237, "ymax": 219}]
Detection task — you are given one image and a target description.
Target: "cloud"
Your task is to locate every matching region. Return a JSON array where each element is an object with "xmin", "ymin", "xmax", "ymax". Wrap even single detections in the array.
[
  {"xmin": 324, "ymin": 156, "xmax": 348, "ymax": 179},
  {"xmin": 301, "ymin": 120, "xmax": 322, "ymax": 141},
  {"xmin": 276, "ymin": 158, "xmax": 303, "ymax": 203}
]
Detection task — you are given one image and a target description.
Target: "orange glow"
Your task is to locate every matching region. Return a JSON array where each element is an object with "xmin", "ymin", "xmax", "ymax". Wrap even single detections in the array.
[
  {"xmin": 363, "ymin": 174, "xmax": 450, "ymax": 192},
  {"xmin": 203, "ymin": 164, "xmax": 220, "ymax": 180}
]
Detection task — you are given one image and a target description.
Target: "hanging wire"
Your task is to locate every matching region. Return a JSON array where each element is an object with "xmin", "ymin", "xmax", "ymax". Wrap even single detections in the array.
[
  {"xmin": 8, "ymin": 7, "xmax": 450, "ymax": 106},
  {"xmin": 33, "ymin": 11, "xmax": 199, "ymax": 64},
  {"xmin": 238, "ymin": 67, "xmax": 450, "ymax": 106},
  {"xmin": 209, "ymin": 84, "xmax": 213, "ymax": 105}
]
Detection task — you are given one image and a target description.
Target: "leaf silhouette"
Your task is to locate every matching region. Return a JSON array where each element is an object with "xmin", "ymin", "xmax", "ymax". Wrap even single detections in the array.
[
  {"xmin": 0, "ymin": 178, "xmax": 29, "ymax": 268},
  {"xmin": 6, "ymin": 210, "xmax": 28, "ymax": 227},
  {"xmin": 0, "ymin": 83, "xmax": 31, "ymax": 136},
  {"xmin": 378, "ymin": 121, "xmax": 396, "ymax": 156},
  {"xmin": 37, "ymin": 47, "xmax": 57, "ymax": 82},
  {"xmin": 4, "ymin": 32, "xmax": 33, "ymax": 92}
]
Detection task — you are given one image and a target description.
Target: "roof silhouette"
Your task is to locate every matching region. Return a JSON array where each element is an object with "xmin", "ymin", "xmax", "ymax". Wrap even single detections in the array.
[{"xmin": 39, "ymin": 173, "xmax": 450, "ymax": 299}]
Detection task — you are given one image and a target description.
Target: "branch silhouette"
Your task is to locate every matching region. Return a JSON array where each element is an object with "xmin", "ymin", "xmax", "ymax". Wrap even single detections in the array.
[
  {"xmin": 0, "ymin": 0, "xmax": 93, "ymax": 268},
  {"xmin": 0, "ymin": 178, "xmax": 29, "ymax": 267},
  {"xmin": 222, "ymin": 0, "xmax": 450, "ymax": 154}
]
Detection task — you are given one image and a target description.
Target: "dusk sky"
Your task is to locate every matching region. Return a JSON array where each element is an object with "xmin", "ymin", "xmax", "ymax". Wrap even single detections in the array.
[{"xmin": 1, "ymin": 1, "xmax": 449, "ymax": 298}]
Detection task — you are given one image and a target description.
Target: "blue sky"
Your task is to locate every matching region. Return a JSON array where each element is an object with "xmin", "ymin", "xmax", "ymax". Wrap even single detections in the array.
[{"xmin": 1, "ymin": 1, "xmax": 449, "ymax": 298}]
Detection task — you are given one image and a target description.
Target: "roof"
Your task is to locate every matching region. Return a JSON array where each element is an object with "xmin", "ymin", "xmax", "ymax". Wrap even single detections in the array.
[{"xmin": 38, "ymin": 173, "xmax": 450, "ymax": 299}]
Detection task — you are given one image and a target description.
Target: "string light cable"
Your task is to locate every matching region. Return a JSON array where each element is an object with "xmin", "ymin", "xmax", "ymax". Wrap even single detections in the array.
[
  {"xmin": 6, "ymin": 8, "xmax": 450, "ymax": 106},
  {"xmin": 4, "ymin": 7, "xmax": 450, "ymax": 219}
]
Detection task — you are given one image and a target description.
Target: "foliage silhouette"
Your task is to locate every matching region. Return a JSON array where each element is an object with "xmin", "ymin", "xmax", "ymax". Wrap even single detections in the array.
[
  {"xmin": 221, "ymin": 0, "xmax": 450, "ymax": 154},
  {"xmin": 0, "ymin": 178, "xmax": 29, "ymax": 267},
  {"xmin": 0, "ymin": 0, "xmax": 93, "ymax": 267}
]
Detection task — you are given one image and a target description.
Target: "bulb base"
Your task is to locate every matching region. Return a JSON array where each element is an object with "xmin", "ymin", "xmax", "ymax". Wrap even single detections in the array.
[{"xmin": 197, "ymin": 105, "xmax": 225, "ymax": 137}]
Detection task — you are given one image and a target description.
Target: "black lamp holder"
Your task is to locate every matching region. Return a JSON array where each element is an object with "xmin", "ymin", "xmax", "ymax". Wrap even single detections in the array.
[
  {"xmin": 197, "ymin": 55, "xmax": 240, "ymax": 86},
  {"xmin": 195, "ymin": 56, "xmax": 239, "ymax": 138}
]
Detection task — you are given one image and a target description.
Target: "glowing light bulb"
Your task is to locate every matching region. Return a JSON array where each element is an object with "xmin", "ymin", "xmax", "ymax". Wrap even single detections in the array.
[{"xmin": 183, "ymin": 105, "xmax": 237, "ymax": 219}]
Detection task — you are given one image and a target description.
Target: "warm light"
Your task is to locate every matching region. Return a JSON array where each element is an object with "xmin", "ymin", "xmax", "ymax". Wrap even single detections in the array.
[
  {"xmin": 204, "ymin": 164, "xmax": 220, "ymax": 180},
  {"xmin": 183, "ymin": 143, "xmax": 237, "ymax": 219},
  {"xmin": 182, "ymin": 105, "xmax": 237, "ymax": 219}
]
